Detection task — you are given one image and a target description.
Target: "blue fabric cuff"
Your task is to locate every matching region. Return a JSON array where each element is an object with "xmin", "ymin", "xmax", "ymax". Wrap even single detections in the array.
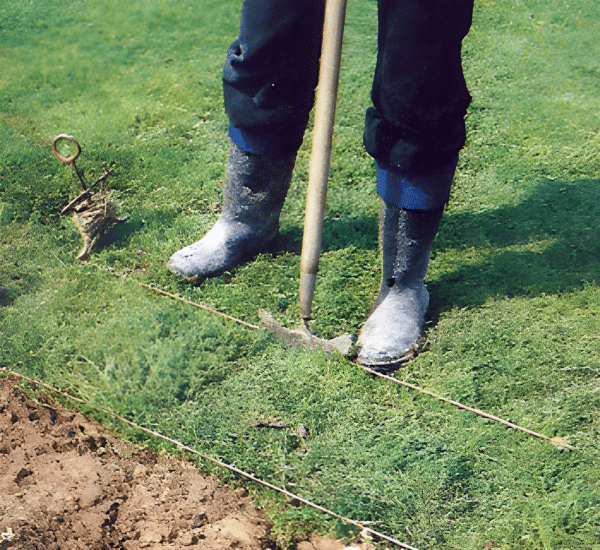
[
  {"xmin": 376, "ymin": 158, "xmax": 458, "ymax": 210},
  {"xmin": 229, "ymin": 126, "xmax": 264, "ymax": 156},
  {"xmin": 228, "ymin": 126, "xmax": 301, "ymax": 159}
]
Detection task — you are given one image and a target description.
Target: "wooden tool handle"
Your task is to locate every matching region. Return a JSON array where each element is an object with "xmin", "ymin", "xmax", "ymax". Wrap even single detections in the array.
[{"xmin": 299, "ymin": 0, "xmax": 347, "ymax": 321}]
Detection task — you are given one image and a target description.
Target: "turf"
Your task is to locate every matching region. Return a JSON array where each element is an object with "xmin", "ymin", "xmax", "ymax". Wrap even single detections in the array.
[{"xmin": 1, "ymin": 0, "xmax": 599, "ymax": 548}]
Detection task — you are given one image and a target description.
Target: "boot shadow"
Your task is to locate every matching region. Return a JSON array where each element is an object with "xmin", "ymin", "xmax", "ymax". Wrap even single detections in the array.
[
  {"xmin": 233, "ymin": 177, "xmax": 598, "ymax": 328},
  {"xmin": 427, "ymin": 177, "xmax": 600, "ymax": 320},
  {"xmin": 278, "ymin": 214, "xmax": 379, "ymax": 255}
]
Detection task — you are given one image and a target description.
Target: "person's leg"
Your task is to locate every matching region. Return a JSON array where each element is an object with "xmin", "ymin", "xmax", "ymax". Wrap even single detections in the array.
[
  {"xmin": 357, "ymin": 0, "xmax": 474, "ymax": 367},
  {"xmin": 168, "ymin": 0, "xmax": 324, "ymax": 280}
]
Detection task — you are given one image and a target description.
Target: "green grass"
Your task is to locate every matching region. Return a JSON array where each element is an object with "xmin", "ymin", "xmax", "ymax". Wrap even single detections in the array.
[{"xmin": 1, "ymin": 0, "xmax": 600, "ymax": 548}]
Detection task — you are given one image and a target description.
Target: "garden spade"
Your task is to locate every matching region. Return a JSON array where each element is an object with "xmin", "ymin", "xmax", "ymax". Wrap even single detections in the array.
[{"xmin": 259, "ymin": 0, "xmax": 352, "ymax": 355}]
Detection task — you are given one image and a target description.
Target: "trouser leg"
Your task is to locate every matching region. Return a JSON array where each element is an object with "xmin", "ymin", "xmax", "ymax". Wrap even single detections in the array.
[
  {"xmin": 364, "ymin": 0, "xmax": 474, "ymax": 209},
  {"xmin": 223, "ymin": 0, "xmax": 324, "ymax": 159}
]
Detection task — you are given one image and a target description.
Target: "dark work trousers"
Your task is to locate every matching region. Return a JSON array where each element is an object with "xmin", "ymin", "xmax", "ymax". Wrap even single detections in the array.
[{"xmin": 223, "ymin": 0, "xmax": 474, "ymax": 209}]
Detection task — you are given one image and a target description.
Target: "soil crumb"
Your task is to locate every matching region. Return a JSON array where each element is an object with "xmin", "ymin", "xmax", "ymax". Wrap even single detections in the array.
[{"xmin": 0, "ymin": 377, "xmax": 357, "ymax": 550}]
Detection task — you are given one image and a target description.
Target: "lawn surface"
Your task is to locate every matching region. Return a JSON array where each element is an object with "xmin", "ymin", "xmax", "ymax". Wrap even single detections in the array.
[{"xmin": 1, "ymin": 0, "xmax": 599, "ymax": 548}]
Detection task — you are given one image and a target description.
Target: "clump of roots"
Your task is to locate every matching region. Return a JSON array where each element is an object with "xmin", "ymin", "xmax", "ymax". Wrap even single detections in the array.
[{"xmin": 71, "ymin": 188, "xmax": 120, "ymax": 261}]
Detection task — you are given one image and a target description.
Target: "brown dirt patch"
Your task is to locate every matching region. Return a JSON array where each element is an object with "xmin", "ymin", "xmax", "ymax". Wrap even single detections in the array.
[{"xmin": 0, "ymin": 377, "xmax": 360, "ymax": 550}]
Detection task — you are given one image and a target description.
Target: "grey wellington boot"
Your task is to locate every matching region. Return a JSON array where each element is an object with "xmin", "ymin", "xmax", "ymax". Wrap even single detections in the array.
[
  {"xmin": 356, "ymin": 202, "xmax": 444, "ymax": 368},
  {"xmin": 167, "ymin": 143, "xmax": 295, "ymax": 281}
]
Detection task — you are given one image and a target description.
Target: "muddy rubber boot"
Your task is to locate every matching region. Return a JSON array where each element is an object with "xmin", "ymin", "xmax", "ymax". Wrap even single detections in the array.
[
  {"xmin": 356, "ymin": 202, "xmax": 444, "ymax": 368},
  {"xmin": 167, "ymin": 143, "xmax": 295, "ymax": 281}
]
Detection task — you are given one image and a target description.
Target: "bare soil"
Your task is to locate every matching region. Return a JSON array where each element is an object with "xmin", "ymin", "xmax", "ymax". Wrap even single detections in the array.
[{"xmin": 0, "ymin": 377, "xmax": 358, "ymax": 550}]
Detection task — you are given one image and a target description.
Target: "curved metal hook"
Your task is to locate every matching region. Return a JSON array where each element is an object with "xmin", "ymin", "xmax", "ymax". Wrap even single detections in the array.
[{"xmin": 52, "ymin": 134, "xmax": 81, "ymax": 164}]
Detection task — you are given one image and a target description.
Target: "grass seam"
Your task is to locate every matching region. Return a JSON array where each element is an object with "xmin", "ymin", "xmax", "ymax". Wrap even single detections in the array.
[
  {"xmin": 359, "ymin": 366, "xmax": 576, "ymax": 451},
  {"xmin": 133, "ymin": 275, "xmax": 576, "ymax": 451}
]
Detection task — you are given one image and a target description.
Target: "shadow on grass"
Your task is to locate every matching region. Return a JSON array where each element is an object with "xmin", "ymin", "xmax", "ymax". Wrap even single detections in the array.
[
  {"xmin": 274, "ymin": 177, "xmax": 599, "ymax": 331},
  {"xmin": 0, "ymin": 288, "xmax": 17, "ymax": 308},
  {"xmin": 278, "ymin": 214, "xmax": 379, "ymax": 255},
  {"xmin": 134, "ymin": 176, "xmax": 597, "ymax": 325},
  {"xmin": 428, "ymin": 177, "xmax": 600, "ymax": 316},
  {"xmin": 96, "ymin": 218, "xmax": 145, "ymax": 250},
  {"xmin": 280, "ymin": 177, "xmax": 598, "ymax": 316},
  {"xmin": 94, "ymin": 205, "xmax": 182, "ymax": 251}
]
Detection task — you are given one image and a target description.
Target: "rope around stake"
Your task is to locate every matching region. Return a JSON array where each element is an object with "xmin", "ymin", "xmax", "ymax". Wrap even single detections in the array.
[
  {"xmin": 136, "ymin": 280, "xmax": 575, "ymax": 451},
  {"xmin": 0, "ymin": 367, "xmax": 418, "ymax": 550}
]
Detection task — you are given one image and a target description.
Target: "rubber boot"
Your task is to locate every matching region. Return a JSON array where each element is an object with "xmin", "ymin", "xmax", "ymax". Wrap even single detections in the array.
[
  {"xmin": 356, "ymin": 202, "xmax": 444, "ymax": 368},
  {"xmin": 167, "ymin": 143, "xmax": 295, "ymax": 281}
]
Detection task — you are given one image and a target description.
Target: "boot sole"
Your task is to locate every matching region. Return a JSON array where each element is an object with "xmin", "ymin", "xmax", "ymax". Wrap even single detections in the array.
[{"xmin": 356, "ymin": 342, "xmax": 420, "ymax": 373}]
